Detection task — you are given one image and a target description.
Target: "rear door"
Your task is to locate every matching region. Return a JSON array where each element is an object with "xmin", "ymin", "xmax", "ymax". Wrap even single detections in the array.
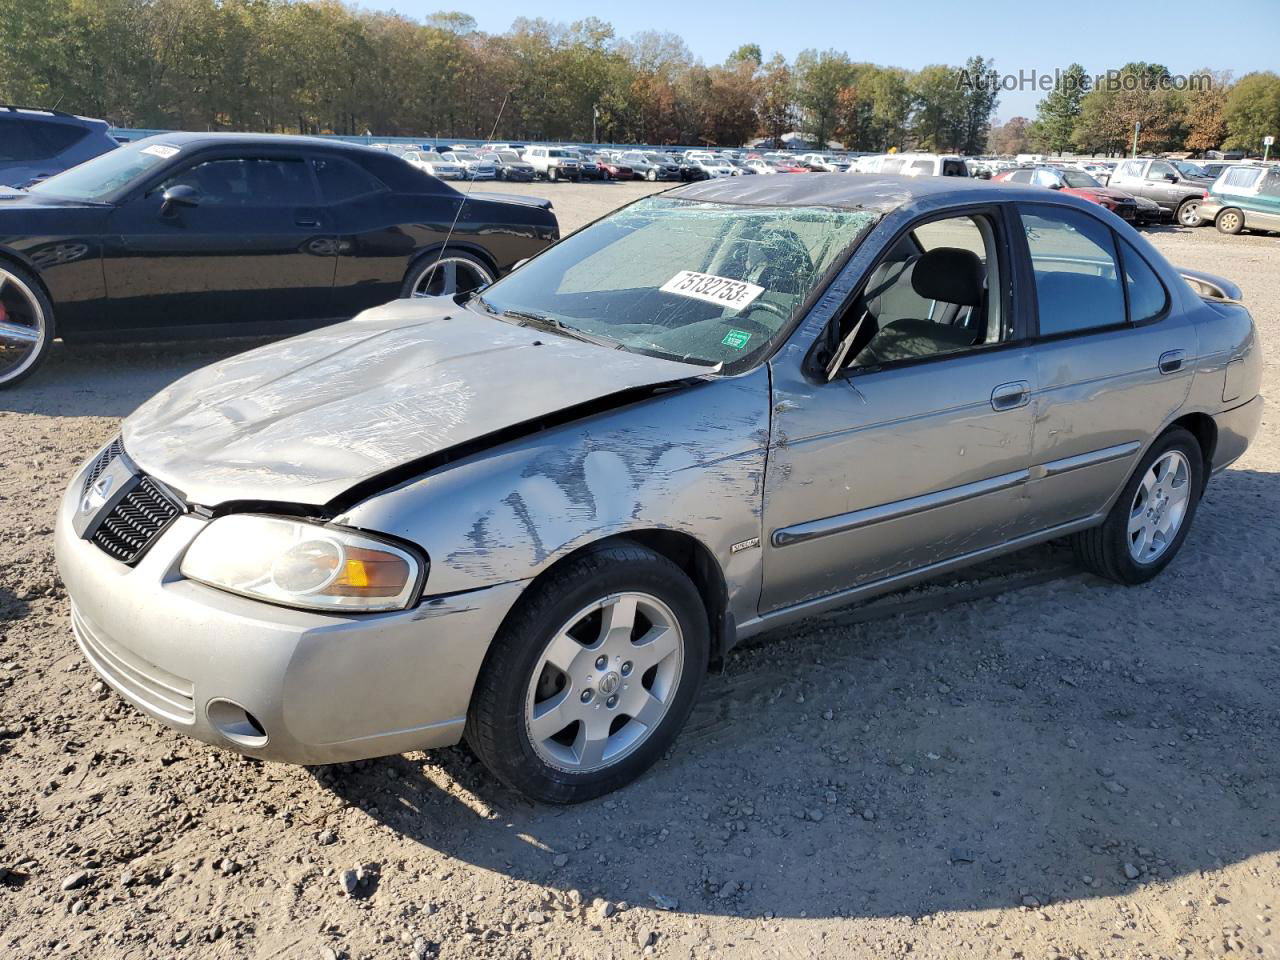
[
  {"xmin": 1014, "ymin": 203, "xmax": 1195, "ymax": 528},
  {"xmin": 104, "ymin": 151, "xmax": 338, "ymax": 331}
]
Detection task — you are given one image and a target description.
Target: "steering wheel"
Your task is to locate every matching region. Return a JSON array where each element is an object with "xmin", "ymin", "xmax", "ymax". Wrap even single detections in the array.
[{"xmin": 733, "ymin": 299, "xmax": 788, "ymax": 330}]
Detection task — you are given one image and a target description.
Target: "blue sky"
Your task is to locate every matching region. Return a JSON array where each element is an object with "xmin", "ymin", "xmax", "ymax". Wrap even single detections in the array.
[{"xmin": 391, "ymin": 0, "xmax": 1277, "ymax": 120}]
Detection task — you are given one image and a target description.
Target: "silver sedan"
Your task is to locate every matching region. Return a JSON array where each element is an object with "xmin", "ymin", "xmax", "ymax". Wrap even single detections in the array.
[{"xmin": 55, "ymin": 175, "xmax": 1262, "ymax": 802}]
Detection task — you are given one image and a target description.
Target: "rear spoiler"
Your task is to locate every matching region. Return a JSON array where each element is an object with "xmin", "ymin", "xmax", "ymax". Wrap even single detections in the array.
[
  {"xmin": 469, "ymin": 191, "xmax": 553, "ymax": 211},
  {"xmin": 1179, "ymin": 267, "xmax": 1243, "ymax": 305}
]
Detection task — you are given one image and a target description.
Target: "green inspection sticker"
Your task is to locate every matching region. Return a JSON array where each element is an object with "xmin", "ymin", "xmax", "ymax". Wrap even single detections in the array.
[{"xmin": 721, "ymin": 329, "xmax": 752, "ymax": 349}]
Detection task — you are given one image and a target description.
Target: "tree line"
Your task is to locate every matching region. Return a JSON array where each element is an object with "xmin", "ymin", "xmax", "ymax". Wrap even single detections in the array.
[
  {"xmin": 991, "ymin": 63, "xmax": 1279, "ymax": 157},
  {"xmin": 0, "ymin": 0, "xmax": 999, "ymax": 149},
  {"xmin": 2, "ymin": 0, "xmax": 1275, "ymax": 156}
]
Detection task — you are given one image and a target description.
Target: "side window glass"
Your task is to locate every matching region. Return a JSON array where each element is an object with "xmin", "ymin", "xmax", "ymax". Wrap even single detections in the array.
[
  {"xmin": 312, "ymin": 157, "xmax": 385, "ymax": 202},
  {"xmin": 1020, "ymin": 205, "xmax": 1125, "ymax": 336},
  {"xmin": 1009, "ymin": 170, "xmax": 1033, "ymax": 184},
  {"xmin": 1147, "ymin": 161, "xmax": 1176, "ymax": 180},
  {"xmin": 839, "ymin": 214, "xmax": 1003, "ymax": 373},
  {"xmin": 1031, "ymin": 169, "xmax": 1059, "ymax": 188},
  {"xmin": 1120, "ymin": 239, "xmax": 1168, "ymax": 324},
  {"xmin": 161, "ymin": 158, "xmax": 314, "ymax": 206}
]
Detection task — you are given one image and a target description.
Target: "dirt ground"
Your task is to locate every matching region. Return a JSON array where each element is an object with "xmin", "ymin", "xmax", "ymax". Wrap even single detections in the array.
[{"xmin": 1, "ymin": 180, "xmax": 1277, "ymax": 960}]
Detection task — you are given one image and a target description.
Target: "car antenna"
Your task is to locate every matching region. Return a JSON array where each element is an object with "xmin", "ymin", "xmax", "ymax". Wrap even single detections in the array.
[{"xmin": 424, "ymin": 92, "xmax": 510, "ymax": 297}]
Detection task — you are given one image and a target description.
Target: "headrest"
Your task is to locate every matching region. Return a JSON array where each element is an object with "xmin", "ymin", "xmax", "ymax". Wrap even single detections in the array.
[{"xmin": 910, "ymin": 247, "xmax": 984, "ymax": 307}]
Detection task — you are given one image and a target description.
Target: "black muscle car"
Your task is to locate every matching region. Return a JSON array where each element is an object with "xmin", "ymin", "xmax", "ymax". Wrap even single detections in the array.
[{"xmin": 0, "ymin": 133, "xmax": 559, "ymax": 386}]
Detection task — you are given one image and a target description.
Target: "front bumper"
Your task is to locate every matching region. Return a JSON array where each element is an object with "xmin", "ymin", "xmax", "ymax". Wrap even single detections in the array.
[{"xmin": 54, "ymin": 456, "xmax": 527, "ymax": 765}]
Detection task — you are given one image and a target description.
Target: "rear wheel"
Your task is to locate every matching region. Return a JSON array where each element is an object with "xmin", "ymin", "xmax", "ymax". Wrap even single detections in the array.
[
  {"xmin": 399, "ymin": 250, "xmax": 494, "ymax": 300},
  {"xmin": 0, "ymin": 262, "xmax": 55, "ymax": 389},
  {"xmin": 466, "ymin": 542, "xmax": 708, "ymax": 803},
  {"xmin": 1216, "ymin": 208, "xmax": 1245, "ymax": 235},
  {"xmin": 1070, "ymin": 427, "xmax": 1203, "ymax": 585},
  {"xmin": 1176, "ymin": 196, "xmax": 1203, "ymax": 227}
]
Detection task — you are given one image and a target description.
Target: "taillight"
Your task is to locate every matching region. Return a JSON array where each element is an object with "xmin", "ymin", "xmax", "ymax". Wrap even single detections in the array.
[{"xmin": 1203, "ymin": 190, "xmax": 1210, "ymax": 198}]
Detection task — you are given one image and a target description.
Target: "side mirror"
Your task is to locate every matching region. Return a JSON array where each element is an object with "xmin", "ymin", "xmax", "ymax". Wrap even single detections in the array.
[
  {"xmin": 1048, "ymin": 182, "xmax": 1063, "ymax": 190},
  {"xmin": 160, "ymin": 184, "xmax": 200, "ymax": 216},
  {"xmin": 1164, "ymin": 173, "xmax": 1178, "ymax": 182}
]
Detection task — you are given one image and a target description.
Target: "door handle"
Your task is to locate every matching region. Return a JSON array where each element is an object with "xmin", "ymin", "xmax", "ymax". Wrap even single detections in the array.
[
  {"xmin": 990, "ymin": 380, "xmax": 1030, "ymax": 412},
  {"xmin": 1158, "ymin": 349, "xmax": 1185, "ymax": 375},
  {"xmin": 295, "ymin": 218, "xmax": 321, "ymax": 228}
]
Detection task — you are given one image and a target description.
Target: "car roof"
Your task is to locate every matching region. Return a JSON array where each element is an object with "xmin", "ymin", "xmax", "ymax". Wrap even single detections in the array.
[
  {"xmin": 667, "ymin": 171, "xmax": 1064, "ymax": 214},
  {"xmin": 135, "ymin": 131, "xmax": 382, "ymax": 156}
]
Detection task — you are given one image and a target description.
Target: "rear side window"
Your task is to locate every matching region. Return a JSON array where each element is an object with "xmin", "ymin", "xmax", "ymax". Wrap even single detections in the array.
[
  {"xmin": 0, "ymin": 117, "xmax": 88, "ymax": 162},
  {"xmin": 1221, "ymin": 167, "xmax": 1263, "ymax": 190},
  {"xmin": 1262, "ymin": 171, "xmax": 1280, "ymax": 197},
  {"xmin": 1119, "ymin": 239, "xmax": 1168, "ymax": 324},
  {"xmin": 1117, "ymin": 161, "xmax": 1144, "ymax": 178},
  {"xmin": 161, "ymin": 158, "xmax": 316, "ymax": 206},
  {"xmin": 1020, "ymin": 206, "xmax": 1125, "ymax": 336},
  {"xmin": 312, "ymin": 157, "xmax": 385, "ymax": 202},
  {"xmin": 1007, "ymin": 170, "xmax": 1033, "ymax": 184}
]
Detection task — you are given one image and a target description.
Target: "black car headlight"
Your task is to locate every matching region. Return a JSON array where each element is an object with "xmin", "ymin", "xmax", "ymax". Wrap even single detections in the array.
[{"xmin": 181, "ymin": 515, "xmax": 424, "ymax": 612}]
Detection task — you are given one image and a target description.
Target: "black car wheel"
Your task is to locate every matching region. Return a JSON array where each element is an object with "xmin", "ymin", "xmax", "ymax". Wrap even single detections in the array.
[
  {"xmin": 1070, "ymin": 427, "xmax": 1203, "ymax": 585},
  {"xmin": 400, "ymin": 249, "xmax": 494, "ymax": 299},
  {"xmin": 466, "ymin": 541, "xmax": 708, "ymax": 803},
  {"xmin": 0, "ymin": 262, "xmax": 56, "ymax": 389}
]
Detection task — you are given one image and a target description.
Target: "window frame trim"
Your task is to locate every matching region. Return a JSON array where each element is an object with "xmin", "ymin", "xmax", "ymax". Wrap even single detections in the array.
[
  {"xmin": 804, "ymin": 202, "xmax": 1026, "ymax": 382},
  {"xmin": 1012, "ymin": 201, "xmax": 1170, "ymax": 344}
]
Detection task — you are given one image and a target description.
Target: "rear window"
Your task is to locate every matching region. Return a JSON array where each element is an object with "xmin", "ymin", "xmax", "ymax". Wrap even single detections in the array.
[
  {"xmin": 0, "ymin": 116, "xmax": 89, "ymax": 162},
  {"xmin": 313, "ymin": 157, "xmax": 385, "ymax": 202},
  {"xmin": 1220, "ymin": 166, "xmax": 1264, "ymax": 190}
]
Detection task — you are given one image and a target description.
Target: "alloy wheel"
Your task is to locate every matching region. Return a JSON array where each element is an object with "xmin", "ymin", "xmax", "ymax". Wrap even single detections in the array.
[
  {"xmin": 0, "ymin": 267, "xmax": 46, "ymax": 384},
  {"xmin": 524, "ymin": 592, "xmax": 684, "ymax": 773},
  {"xmin": 1128, "ymin": 450, "xmax": 1191, "ymax": 564},
  {"xmin": 1178, "ymin": 201, "xmax": 1201, "ymax": 227},
  {"xmin": 408, "ymin": 257, "xmax": 494, "ymax": 298}
]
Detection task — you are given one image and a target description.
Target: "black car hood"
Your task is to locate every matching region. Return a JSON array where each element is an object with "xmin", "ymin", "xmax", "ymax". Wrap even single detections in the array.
[{"xmin": 122, "ymin": 299, "xmax": 713, "ymax": 507}]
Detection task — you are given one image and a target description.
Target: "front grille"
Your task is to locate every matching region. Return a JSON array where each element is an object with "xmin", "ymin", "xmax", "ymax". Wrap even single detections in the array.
[
  {"xmin": 72, "ymin": 602, "xmax": 195, "ymax": 724},
  {"xmin": 81, "ymin": 437, "xmax": 124, "ymax": 497},
  {"xmin": 91, "ymin": 476, "xmax": 182, "ymax": 564}
]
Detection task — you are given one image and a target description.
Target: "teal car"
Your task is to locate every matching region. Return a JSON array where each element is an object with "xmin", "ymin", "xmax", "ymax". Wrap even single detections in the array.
[{"xmin": 1198, "ymin": 164, "xmax": 1280, "ymax": 235}]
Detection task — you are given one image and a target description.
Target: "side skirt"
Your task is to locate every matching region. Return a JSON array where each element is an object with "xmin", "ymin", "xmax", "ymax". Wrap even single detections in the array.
[{"xmin": 733, "ymin": 513, "xmax": 1102, "ymax": 644}]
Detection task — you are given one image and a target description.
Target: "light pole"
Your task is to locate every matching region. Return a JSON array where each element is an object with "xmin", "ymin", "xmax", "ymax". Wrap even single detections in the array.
[{"xmin": 1131, "ymin": 121, "xmax": 1140, "ymax": 158}]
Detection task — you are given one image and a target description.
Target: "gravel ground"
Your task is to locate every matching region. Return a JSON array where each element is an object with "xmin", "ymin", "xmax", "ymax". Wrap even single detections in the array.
[{"xmin": 1, "ymin": 181, "xmax": 1277, "ymax": 960}]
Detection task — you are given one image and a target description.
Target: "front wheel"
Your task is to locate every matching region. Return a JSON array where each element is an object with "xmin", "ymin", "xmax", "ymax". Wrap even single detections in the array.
[
  {"xmin": 646, "ymin": 168, "xmax": 657, "ymax": 182},
  {"xmin": 1176, "ymin": 197, "xmax": 1203, "ymax": 227},
  {"xmin": 1216, "ymin": 208, "xmax": 1245, "ymax": 235},
  {"xmin": 466, "ymin": 543, "xmax": 709, "ymax": 803},
  {"xmin": 1070, "ymin": 427, "xmax": 1203, "ymax": 585},
  {"xmin": 0, "ymin": 262, "xmax": 56, "ymax": 389}
]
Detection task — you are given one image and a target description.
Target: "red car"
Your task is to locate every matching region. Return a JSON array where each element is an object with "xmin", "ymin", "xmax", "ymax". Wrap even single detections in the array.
[
  {"xmin": 993, "ymin": 167, "xmax": 1143, "ymax": 221},
  {"xmin": 591, "ymin": 155, "xmax": 634, "ymax": 180}
]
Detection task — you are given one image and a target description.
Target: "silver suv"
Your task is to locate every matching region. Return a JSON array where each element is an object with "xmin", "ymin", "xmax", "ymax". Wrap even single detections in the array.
[{"xmin": 1107, "ymin": 158, "xmax": 1215, "ymax": 226}]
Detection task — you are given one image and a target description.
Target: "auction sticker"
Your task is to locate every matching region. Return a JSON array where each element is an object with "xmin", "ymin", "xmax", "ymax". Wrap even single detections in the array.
[
  {"xmin": 141, "ymin": 144, "xmax": 180, "ymax": 159},
  {"xmin": 660, "ymin": 270, "xmax": 764, "ymax": 312}
]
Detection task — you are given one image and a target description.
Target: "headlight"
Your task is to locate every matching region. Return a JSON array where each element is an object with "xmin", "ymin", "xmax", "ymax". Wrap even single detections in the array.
[{"xmin": 181, "ymin": 515, "xmax": 424, "ymax": 613}]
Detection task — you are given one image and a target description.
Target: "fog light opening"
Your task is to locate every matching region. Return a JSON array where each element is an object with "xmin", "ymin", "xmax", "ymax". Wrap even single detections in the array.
[{"xmin": 207, "ymin": 698, "xmax": 269, "ymax": 749}]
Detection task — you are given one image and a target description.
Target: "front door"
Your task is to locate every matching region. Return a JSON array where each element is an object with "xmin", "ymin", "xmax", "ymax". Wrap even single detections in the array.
[
  {"xmin": 760, "ymin": 208, "xmax": 1039, "ymax": 612},
  {"xmin": 104, "ymin": 154, "xmax": 337, "ymax": 332}
]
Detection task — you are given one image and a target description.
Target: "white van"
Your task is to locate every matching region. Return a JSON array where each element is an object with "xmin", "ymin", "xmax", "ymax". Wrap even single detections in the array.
[{"xmin": 851, "ymin": 153, "xmax": 970, "ymax": 177}]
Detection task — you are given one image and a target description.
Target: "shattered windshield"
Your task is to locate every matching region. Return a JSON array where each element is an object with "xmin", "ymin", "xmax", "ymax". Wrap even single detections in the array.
[{"xmin": 471, "ymin": 195, "xmax": 878, "ymax": 370}]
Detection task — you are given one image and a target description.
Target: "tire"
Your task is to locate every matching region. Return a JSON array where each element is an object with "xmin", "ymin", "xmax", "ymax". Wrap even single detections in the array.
[
  {"xmin": 1175, "ymin": 196, "xmax": 1203, "ymax": 227},
  {"xmin": 1216, "ymin": 208, "xmax": 1245, "ymax": 235},
  {"xmin": 1070, "ymin": 427, "xmax": 1203, "ymax": 585},
  {"xmin": 646, "ymin": 168, "xmax": 657, "ymax": 182},
  {"xmin": 398, "ymin": 248, "xmax": 494, "ymax": 300},
  {"xmin": 466, "ymin": 542, "xmax": 709, "ymax": 803},
  {"xmin": 0, "ymin": 261, "xmax": 56, "ymax": 389},
  {"xmin": 548, "ymin": 167, "xmax": 559, "ymax": 182}
]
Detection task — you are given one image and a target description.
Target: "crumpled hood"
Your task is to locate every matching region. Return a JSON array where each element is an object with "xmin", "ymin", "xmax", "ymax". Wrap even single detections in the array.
[{"xmin": 122, "ymin": 299, "xmax": 712, "ymax": 507}]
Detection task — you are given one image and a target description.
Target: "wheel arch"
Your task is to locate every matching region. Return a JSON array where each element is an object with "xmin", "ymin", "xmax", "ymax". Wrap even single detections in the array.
[
  {"xmin": 517, "ymin": 528, "xmax": 732, "ymax": 665},
  {"xmin": 404, "ymin": 241, "xmax": 501, "ymax": 285},
  {"xmin": 0, "ymin": 247, "xmax": 53, "ymax": 302},
  {"xmin": 1168, "ymin": 411, "xmax": 1217, "ymax": 490}
]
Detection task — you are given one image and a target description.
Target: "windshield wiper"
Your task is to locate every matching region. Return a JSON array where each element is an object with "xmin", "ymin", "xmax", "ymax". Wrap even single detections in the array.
[{"xmin": 502, "ymin": 309, "xmax": 623, "ymax": 350}]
